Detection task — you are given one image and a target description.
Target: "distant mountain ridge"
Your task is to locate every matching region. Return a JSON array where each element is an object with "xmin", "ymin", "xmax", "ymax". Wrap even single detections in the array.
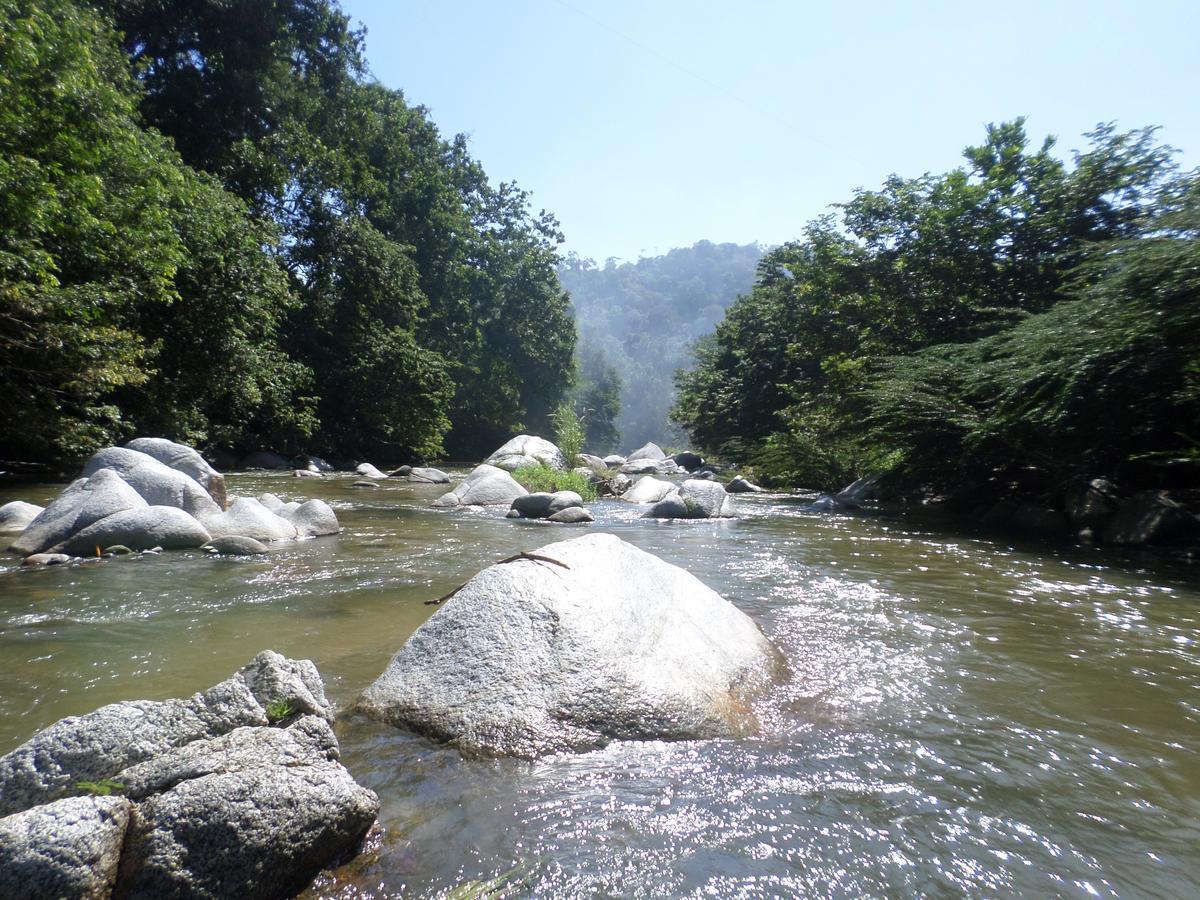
[{"xmin": 559, "ymin": 241, "xmax": 764, "ymax": 450}]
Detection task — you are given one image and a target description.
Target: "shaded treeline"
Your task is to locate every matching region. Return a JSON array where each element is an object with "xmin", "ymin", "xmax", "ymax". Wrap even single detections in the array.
[
  {"xmin": 560, "ymin": 241, "xmax": 763, "ymax": 451},
  {"xmin": 1, "ymin": 0, "xmax": 575, "ymax": 467},
  {"xmin": 673, "ymin": 121, "xmax": 1199, "ymax": 505}
]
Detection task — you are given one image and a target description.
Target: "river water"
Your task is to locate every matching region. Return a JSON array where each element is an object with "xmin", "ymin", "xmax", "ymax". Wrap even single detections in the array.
[{"xmin": 1, "ymin": 472, "xmax": 1198, "ymax": 897}]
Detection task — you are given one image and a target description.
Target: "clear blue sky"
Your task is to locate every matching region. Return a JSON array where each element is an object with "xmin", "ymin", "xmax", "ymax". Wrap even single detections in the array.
[{"xmin": 340, "ymin": 0, "xmax": 1199, "ymax": 263}]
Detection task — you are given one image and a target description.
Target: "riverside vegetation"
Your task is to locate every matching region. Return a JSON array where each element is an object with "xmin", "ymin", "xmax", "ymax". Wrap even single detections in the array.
[
  {"xmin": 673, "ymin": 121, "xmax": 1200, "ymax": 521},
  {"xmin": 2, "ymin": 0, "xmax": 577, "ymax": 469}
]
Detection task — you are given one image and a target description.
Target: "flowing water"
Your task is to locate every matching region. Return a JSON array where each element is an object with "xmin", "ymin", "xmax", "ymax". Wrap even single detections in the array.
[{"xmin": 2, "ymin": 472, "xmax": 1199, "ymax": 897}]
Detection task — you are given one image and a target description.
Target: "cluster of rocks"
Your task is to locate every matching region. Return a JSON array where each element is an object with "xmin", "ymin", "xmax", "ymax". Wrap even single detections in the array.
[
  {"xmin": 424, "ymin": 435, "xmax": 769, "ymax": 523},
  {"xmin": 0, "ymin": 652, "xmax": 378, "ymax": 900},
  {"xmin": 3, "ymin": 438, "xmax": 339, "ymax": 564},
  {"xmin": 358, "ymin": 533, "xmax": 783, "ymax": 757},
  {"xmin": 507, "ymin": 491, "xmax": 593, "ymax": 524}
]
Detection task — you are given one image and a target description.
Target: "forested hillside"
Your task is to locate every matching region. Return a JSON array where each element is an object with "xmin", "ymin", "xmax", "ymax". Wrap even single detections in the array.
[
  {"xmin": 560, "ymin": 241, "xmax": 762, "ymax": 450},
  {"xmin": 673, "ymin": 120, "xmax": 1200, "ymax": 507},
  {"xmin": 1, "ymin": 0, "xmax": 575, "ymax": 467}
]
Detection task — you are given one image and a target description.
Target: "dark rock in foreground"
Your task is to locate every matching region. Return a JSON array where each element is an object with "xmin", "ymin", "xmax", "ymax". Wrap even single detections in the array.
[
  {"xmin": 0, "ymin": 652, "xmax": 377, "ymax": 899},
  {"xmin": 358, "ymin": 533, "xmax": 780, "ymax": 757}
]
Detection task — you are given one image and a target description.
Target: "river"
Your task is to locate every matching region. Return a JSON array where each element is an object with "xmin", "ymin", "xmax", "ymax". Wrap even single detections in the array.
[{"xmin": 2, "ymin": 472, "xmax": 1198, "ymax": 897}]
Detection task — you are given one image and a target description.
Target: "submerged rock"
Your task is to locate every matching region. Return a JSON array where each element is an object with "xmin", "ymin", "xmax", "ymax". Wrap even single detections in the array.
[
  {"xmin": 358, "ymin": 533, "xmax": 780, "ymax": 757},
  {"xmin": 484, "ymin": 435, "xmax": 568, "ymax": 472},
  {"xmin": 432, "ymin": 464, "xmax": 528, "ymax": 507},
  {"xmin": 203, "ymin": 535, "xmax": 270, "ymax": 556}
]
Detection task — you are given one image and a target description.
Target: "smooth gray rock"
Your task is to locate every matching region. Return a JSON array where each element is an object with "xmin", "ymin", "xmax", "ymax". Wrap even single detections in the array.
[
  {"xmin": 201, "ymin": 496, "xmax": 297, "ymax": 542},
  {"xmin": 352, "ymin": 480, "xmax": 380, "ymax": 489},
  {"xmin": 0, "ymin": 501, "xmax": 42, "ymax": 535},
  {"xmin": 408, "ymin": 467, "xmax": 450, "ymax": 484},
  {"xmin": 21, "ymin": 552, "xmax": 73, "ymax": 567},
  {"xmin": 52, "ymin": 506, "xmax": 211, "ymax": 556},
  {"xmin": 547, "ymin": 507, "xmax": 594, "ymax": 524},
  {"xmin": 390, "ymin": 465, "xmax": 413, "ymax": 477},
  {"xmin": 578, "ymin": 454, "xmax": 608, "ymax": 473},
  {"xmin": 299, "ymin": 455, "xmax": 334, "ymax": 473},
  {"xmin": 203, "ymin": 536, "xmax": 270, "ymax": 556},
  {"xmin": 510, "ymin": 491, "xmax": 584, "ymax": 519},
  {"xmin": 116, "ymin": 716, "xmax": 340, "ymax": 801},
  {"xmin": 621, "ymin": 475, "xmax": 676, "ymax": 504},
  {"xmin": 284, "ymin": 498, "xmax": 340, "ymax": 537},
  {"xmin": 125, "ymin": 438, "xmax": 227, "ymax": 509},
  {"xmin": 0, "ymin": 795, "xmax": 131, "ymax": 899},
  {"xmin": 627, "ymin": 442, "xmax": 667, "ymax": 462},
  {"xmin": 258, "ymin": 493, "xmax": 301, "ymax": 517},
  {"xmin": 294, "ymin": 468, "xmax": 322, "ymax": 478},
  {"xmin": 727, "ymin": 476, "xmax": 764, "ymax": 493},
  {"xmin": 620, "ymin": 458, "xmax": 670, "ymax": 475},
  {"xmin": 484, "ymin": 435, "xmax": 568, "ymax": 472},
  {"xmin": 9, "ymin": 469, "xmax": 146, "ymax": 556},
  {"xmin": 836, "ymin": 473, "xmax": 883, "ymax": 504},
  {"xmin": 355, "ymin": 462, "xmax": 388, "ymax": 479},
  {"xmin": 240, "ymin": 450, "xmax": 292, "ymax": 470},
  {"xmin": 81, "ymin": 447, "xmax": 222, "ymax": 519},
  {"xmin": 644, "ymin": 480, "xmax": 735, "ymax": 520},
  {"xmin": 0, "ymin": 678, "xmax": 264, "ymax": 816},
  {"xmin": 117, "ymin": 758, "xmax": 378, "ymax": 899},
  {"xmin": 359, "ymin": 533, "xmax": 780, "ymax": 757},
  {"xmin": 432, "ymin": 464, "xmax": 528, "ymax": 507},
  {"xmin": 602, "ymin": 454, "xmax": 626, "ymax": 467},
  {"xmin": 809, "ymin": 493, "xmax": 855, "ymax": 513}
]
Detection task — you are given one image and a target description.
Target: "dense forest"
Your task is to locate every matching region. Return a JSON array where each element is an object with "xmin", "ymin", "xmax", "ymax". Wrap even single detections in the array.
[
  {"xmin": 560, "ymin": 242, "xmax": 762, "ymax": 451},
  {"xmin": 0, "ymin": 0, "xmax": 575, "ymax": 468},
  {"xmin": 673, "ymin": 120, "xmax": 1200, "ymax": 508}
]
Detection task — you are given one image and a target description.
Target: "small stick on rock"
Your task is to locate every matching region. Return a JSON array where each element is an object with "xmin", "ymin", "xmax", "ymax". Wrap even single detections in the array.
[{"xmin": 425, "ymin": 551, "xmax": 571, "ymax": 605}]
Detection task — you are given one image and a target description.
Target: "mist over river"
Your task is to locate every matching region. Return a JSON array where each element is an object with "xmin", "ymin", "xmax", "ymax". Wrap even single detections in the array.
[{"xmin": 2, "ymin": 472, "xmax": 1199, "ymax": 897}]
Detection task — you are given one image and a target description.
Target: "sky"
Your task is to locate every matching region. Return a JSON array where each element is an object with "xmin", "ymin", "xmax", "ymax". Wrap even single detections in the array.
[{"xmin": 340, "ymin": 0, "xmax": 1200, "ymax": 263}]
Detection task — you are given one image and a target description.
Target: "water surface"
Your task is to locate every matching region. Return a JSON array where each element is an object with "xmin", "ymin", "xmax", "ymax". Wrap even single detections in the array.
[{"xmin": 2, "ymin": 473, "xmax": 1198, "ymax": 897}]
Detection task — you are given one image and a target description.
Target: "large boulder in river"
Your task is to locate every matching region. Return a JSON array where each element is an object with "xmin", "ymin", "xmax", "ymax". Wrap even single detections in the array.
[
  {"xmin": 53, "ymin": 506, "xmax": 212, "ymax": 556},
  {"xmin": 620, "ymin": 475, "xmax": 676, "ymax": 504},
  {"xmin": 355, "ymin": 462, "xmax": 388, "ymax": 479},
  {"xmin": 358, "ymin": 533, "xmax": 780, "ymax": 757},
  {"xmin": 0, "ymin": 501, "xmax": 43, "ymax": 535},
  {"xmin": 644, "ymin": 479, "xmax": 735, "ymax": 520},
  {"xmin": 201, "ymin": 496, "xmax": 297, "ymax": 542},
  {"xmin": 125, "ymin": 437, "xmax": 227, "ymax": 509},
  {"xmin": 0, "ymin": 651, "xmax": 376, "ymax": 899},
  {"xmin": 82, "ymin": 447, "xmax": 221, "ymax": 519},
  {"xmin": 577, "ymin": 453, "xmax": 608, "ymax": 473},
  {"xmin": 484, "ymin": 434, "xmax": 568, "ymax": 472},
  {"xmin": 620, "ymin": 458, "xmax": 668, "ymax": 475},
  {"xmin": 510, "ymin": 491, "xmax": 584, "ymax": 519},
  {"xmin": 432, "ymin": 464, "xmax": 528, "ymax": 508},
  {"xmin": 627, "ymin": 442, "xmax": 667, "ymax": 462},
  {"xmin": 9, "ymin": 469, "xmax": 147, "ymax": 555},
  {"xmin": 1102, "ymin": 490, "xmax": 1200, "ymax": 546},
  {"xmin": 286, "ymin": 498, "xmax": 340, "ymax": 537}
]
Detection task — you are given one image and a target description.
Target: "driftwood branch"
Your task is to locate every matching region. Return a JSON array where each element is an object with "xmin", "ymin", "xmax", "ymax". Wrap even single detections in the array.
[{"xmin": 424, "ymin": 551, "xmax": 571, "ymax": 606}]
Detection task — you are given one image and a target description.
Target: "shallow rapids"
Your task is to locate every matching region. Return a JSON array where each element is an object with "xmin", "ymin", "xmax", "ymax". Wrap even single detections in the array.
[{"xmin": 2, "ymin": 472, "xmax": 1198, "ymax": 896}]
